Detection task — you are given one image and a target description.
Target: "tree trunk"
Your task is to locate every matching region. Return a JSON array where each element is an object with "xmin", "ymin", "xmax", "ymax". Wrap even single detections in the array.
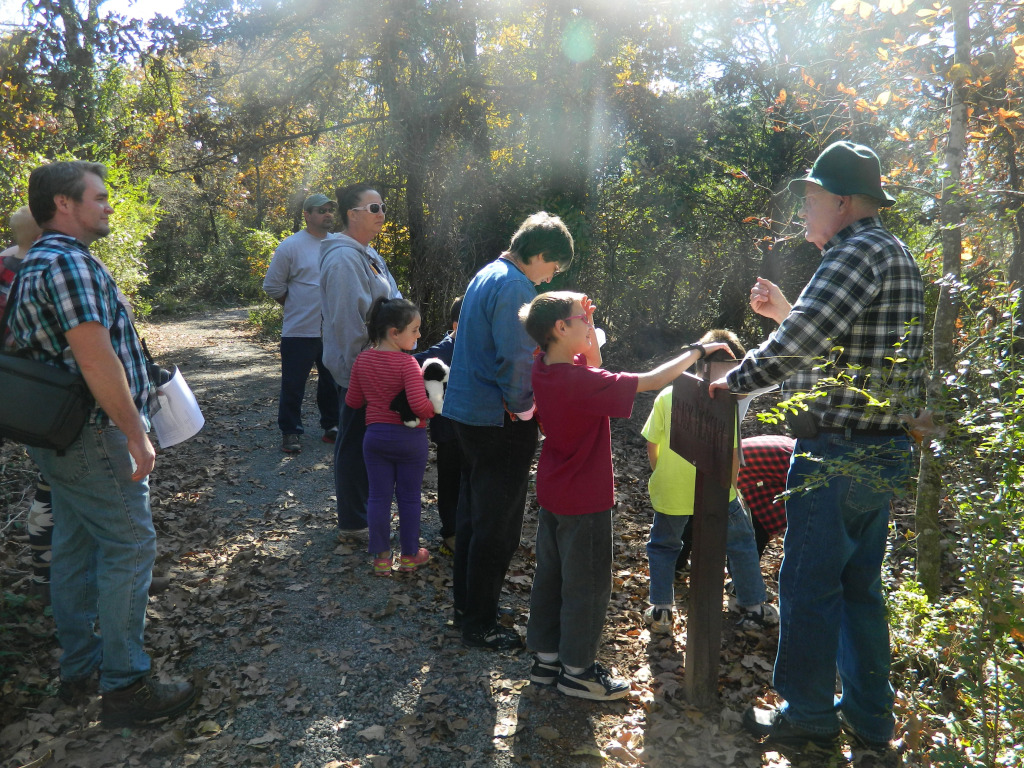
[
  {"xmin": 915, "ymin": 0, "xmax": 970, "ymax": 600},
  {"xmin": 1005, "ymin": 129, "xmax": 1024, "ymax": 288}
]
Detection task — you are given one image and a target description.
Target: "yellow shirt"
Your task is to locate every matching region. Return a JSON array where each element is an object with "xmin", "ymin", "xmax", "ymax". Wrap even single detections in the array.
[{"xmin": 641, "ymin": 386, "xmax": 736, "ymax": 516}]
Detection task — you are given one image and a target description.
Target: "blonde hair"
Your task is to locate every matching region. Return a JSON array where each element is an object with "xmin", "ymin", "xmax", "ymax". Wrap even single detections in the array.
[{"xmin": 10, "ymin": 206, "xmax": 40, "ymax": 248}]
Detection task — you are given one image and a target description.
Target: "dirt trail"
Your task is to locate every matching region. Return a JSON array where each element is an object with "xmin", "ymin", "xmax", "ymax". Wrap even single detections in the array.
[{"xmin": 2, "ymin": 307, "xmax": 788, "ymax": 768}]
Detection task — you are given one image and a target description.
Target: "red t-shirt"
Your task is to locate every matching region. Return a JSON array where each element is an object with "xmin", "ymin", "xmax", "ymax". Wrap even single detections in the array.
[
  {"xmin": 532, "ymin": 353, "xmax": 639, "ymax": 515},
  {"xmin": 345, "ymin": 348, "xmax": 434, "ymax": 427}
]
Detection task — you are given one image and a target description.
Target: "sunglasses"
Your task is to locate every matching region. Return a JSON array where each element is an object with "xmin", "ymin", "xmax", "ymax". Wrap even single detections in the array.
[
  {"xmin": 564, "ymin": 313, "xmax": 592, "ymax": 326},
  {"xmin": 310, "ymin": 206, "xmax": 336, "ymax": 215},
  {"xmin": 350, "ymin": 203, "xmax": 387, "ymax": 214}
]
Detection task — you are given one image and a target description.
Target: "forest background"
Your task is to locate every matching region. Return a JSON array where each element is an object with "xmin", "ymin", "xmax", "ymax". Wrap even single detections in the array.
[{"xmin": 1, "ymin": 0, "xmax": 1023, "ymax": 765}]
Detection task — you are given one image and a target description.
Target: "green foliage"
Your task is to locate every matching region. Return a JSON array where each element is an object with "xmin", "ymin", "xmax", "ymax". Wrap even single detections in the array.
[
  {"xmin": 90, "ymin": 162, "xmax": 160, "ymax": 314},
  {"xmin": 145, "ymin": 215, "xmax": 276, "ymax": 313},
  {"xmin": 247, "ymin": 300, "xmax": 283, "ymax": 340},
  {"xmin": 241, "ymin": 228, "xmax": 285, "ymax": 282},
  {"xmin": 893, "ymin": 278, "xmax": 1024, "ymax": 767}
]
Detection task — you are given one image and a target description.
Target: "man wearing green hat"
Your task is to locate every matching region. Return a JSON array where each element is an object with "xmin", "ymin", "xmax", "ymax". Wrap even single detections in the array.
[{"xmin": 710, "ymin": 141, "xmax": 925, "ymax": 754}]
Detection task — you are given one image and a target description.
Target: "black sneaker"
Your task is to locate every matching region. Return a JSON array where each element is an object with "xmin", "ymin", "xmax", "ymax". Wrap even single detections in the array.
[
  {"xmin": 557, "ymin": 662, "xmax": 630, "ymax": 701},
  {"xmin": 529, "ymin": 657, "xmax": 560, "ymax": 685},
  {"xmin": 462, "ymin": 625, "xmax": 524, "ymax": 651},
  {"xmin": 101, "ymin": 675, "xmax": 196, "ymax": 727},
  {"xmin": 743, "ymin": 706, "xmax": 839, "ymax": 751}
]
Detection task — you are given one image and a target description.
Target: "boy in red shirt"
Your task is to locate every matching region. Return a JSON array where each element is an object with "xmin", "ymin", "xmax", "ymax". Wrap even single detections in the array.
[{"xmin": 519, "ymin": 291, "xmax": 732, "ymax": 700}]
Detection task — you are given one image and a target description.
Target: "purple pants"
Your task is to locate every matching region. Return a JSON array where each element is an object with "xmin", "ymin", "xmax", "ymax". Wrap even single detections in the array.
[{"xmin": 363, "ymin": 423, "xmax": 429, "ymax": 556}]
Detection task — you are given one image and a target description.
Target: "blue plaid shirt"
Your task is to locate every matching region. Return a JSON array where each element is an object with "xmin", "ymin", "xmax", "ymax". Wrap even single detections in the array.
[
  {"xmin": 4, "ymin": 232, "xmax": 152, "ymax": 425},
  {"xmin": 727, "ymin": 216, "xmax": 925, "ymax": 431}
]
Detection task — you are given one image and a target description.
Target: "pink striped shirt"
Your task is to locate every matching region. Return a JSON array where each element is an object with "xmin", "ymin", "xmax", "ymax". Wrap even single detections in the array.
[{"xmin": 345, "ymin": 348, "xmax": 434, "ymax": 427}]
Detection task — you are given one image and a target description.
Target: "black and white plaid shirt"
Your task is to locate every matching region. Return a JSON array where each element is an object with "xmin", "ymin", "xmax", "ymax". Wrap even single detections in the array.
[{"xmin": 728, "ymin": 216, "xmax": 925, "ymax": 431}]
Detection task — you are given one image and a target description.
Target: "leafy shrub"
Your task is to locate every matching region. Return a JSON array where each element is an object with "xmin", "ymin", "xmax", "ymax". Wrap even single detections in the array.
[{"xmin": 248, "ymin": 300, "xmax": 283, "ymax": 340}]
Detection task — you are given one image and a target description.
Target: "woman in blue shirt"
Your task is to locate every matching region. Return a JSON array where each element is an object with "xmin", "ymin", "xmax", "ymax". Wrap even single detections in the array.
[{"xmin": 442, "ymin": 212, "xmax": 574, "ymax": 651}]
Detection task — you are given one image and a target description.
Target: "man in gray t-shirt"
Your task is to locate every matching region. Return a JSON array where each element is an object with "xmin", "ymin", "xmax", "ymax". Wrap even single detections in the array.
[{"xmin": 262, "ymin": 193, "xmax": 339, "ymax": 453}]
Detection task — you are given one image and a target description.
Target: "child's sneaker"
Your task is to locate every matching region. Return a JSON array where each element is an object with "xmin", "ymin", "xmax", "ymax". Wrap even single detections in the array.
[
  {"xmin": 529, "ymin": 656, "xmax": 560, "ymax": 686},
  {"xmin": 557, "ymin": 662, "xmax": 630, "ymax": 701},
  {"xmin": 397, "ymin": 548, "xmax": 431, "ymax": 572},
  {"xmin": 643, "ymin": 606, "xmax": 674, "ymax": 634},
  {"xmin": 373, "ymin": 554, "xmax": 393, "ymax": 576},
  {"xmin": 735, "ymin": 603, "xmax": 779, "ymax": 631},
  {"xmin": 438, "ymin": 536, "xmax": 455, "ymax": 558}
]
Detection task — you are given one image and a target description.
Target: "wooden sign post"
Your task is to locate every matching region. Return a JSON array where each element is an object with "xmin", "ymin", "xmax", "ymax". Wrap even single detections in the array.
[{"xmin": 669, "ymin": 354, "xmax": 737, "ymax": 708}]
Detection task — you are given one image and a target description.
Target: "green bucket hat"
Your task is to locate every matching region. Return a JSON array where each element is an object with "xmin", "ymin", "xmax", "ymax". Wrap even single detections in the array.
[{"xmin": 788, "ymin": 141, "xmax": 896, "ymax": 207}]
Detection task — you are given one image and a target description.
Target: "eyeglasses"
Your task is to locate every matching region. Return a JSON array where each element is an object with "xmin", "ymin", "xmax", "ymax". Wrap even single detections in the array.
[
  {"xmin": 350, "ymin": 203, "xmax": 387, "ymax": 214},
  {"xmin": 310, "ymin": 206, "xmax": 336, "ymax": 215},
  {"xmin": 564, "ymin": 314, "xmax": 592, "ymax": 326}
]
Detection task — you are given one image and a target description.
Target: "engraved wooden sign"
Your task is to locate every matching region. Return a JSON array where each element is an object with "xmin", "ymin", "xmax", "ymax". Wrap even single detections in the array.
[{"xmin": 669, "ymin": 354, "xmax": 738, "ymax": 709}]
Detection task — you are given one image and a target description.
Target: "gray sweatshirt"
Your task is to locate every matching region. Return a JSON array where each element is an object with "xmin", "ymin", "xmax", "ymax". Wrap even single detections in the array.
[{"xmin": 319, "ymin": 233, "xmax": 401, "ymax": 388}]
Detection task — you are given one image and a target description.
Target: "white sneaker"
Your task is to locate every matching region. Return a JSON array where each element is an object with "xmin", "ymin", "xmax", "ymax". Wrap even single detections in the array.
[
  {"xmin": 736, "ymin": 603, "xmax": 779, "ymax": 631},
  {"xmin": 643, "ymin": 606, "xmax": 674, "ymax": 634},
  {"xmin": 557, "ymin": 663, "xmax": 630, "ymax": 701}
]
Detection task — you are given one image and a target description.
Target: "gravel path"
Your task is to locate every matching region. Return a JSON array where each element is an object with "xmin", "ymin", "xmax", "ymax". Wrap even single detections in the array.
[
  {"xmin": 3, "ymin": 307, "xmax": 782, "ymax": 768},
  {"xmin": 146, "ymin": 308, "xmax": 636, "ymax": 768}
]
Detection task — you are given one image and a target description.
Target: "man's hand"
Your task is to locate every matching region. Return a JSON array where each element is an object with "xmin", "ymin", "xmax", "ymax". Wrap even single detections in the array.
[
  {"xmin": 66, "ymin": 321, "xmax": 155, "ymax": 481},
  {"xmin": 708, "ymin": 377, "xmax": 731, "ymax": 398},
  {"xmin": 127, "ymin": 433, "xmax": 156, "ymax": 481},
  {"xmin": 750, "ymin": 277, "xmax": 791, "ymax": 325}
]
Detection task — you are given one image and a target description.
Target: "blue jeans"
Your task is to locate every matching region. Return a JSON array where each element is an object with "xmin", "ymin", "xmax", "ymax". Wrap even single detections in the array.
[
  {"xmin": 775, "ymin": 432, "xmax": 912, "ymax": 743},
  {"xmin": 363, "ymin": 423, "xmax": 428, "ymax": 555},
  {"xmin": 527, "ymin": 508, "xmax": 612, "ymax": 669},
  {"xmin": 29, "ymin": 425, "xmax": 155, "ymax": 692},
  {"xmin": 335, "ymin": 386, "xmax": 369, "ymax": 530},
  {"xmin": 278, "ymin": 337, "xmax": 338, "ymax": 435},
  {"xmin": 647, "ymin": 499, "xmax": 766, "ymax": 607}
]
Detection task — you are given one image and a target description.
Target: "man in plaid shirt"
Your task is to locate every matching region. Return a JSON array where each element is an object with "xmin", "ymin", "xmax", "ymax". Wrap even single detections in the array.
[
  {"xmin": 5, "ymin": 161, "xmax": 195, "ymax": 726},
  {"xmin": 711, "ymin": 142, "xmax": 924, "ymax": 753}
]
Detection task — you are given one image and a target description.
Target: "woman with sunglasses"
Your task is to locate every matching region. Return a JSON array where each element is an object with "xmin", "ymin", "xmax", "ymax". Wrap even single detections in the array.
[{"xmin": 320, "ymin": 183, "xmax": 402, "ymax": 531}]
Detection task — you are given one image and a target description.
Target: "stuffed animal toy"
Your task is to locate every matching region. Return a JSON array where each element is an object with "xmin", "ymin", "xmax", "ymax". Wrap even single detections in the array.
[{"xmin": 390, "ymin": 357, "xmax": 449, "ymax": 428}]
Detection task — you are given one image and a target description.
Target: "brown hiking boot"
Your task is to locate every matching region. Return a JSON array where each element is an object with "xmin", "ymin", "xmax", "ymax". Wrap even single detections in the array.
[{"xmin": 101, "ymin": 676, "xmax": 196, "ymax": 727}]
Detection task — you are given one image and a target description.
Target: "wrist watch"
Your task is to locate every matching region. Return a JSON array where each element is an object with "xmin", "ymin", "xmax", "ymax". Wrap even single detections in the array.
[{"xmin": 685, "ymin": 342, "xmax": 706, "ymax": 360}]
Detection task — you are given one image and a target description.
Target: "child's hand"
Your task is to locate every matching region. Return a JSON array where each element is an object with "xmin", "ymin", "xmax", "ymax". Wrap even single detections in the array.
[
  {"xmin": 580, "ymin": 294, "xmax": 597, "ymax": 326},
  {"xmin": 703, "ymin": 341, "xmax": 736, "ymax": 358}
]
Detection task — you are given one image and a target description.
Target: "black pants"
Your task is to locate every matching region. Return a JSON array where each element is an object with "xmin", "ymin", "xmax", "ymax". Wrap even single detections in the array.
[
  {"xmin": 434, "ymin": 438, "xmax": 462, "ymax": 540},
  {"xmin": 334, "ymin": 386, "xmax": 369, "ymax": 530},
  {"xmin": 453, "ymin": 416, "xmax": 538, "ymax": 636}
]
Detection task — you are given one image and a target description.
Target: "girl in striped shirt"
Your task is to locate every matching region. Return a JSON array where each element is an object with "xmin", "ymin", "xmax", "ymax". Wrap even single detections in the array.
[{"xmin": 346, "ymin": 298, "xmax": 434, "ymax": 575}]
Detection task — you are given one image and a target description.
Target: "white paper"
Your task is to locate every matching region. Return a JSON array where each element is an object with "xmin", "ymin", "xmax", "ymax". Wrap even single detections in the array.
[
  {"xmin": 151, "ymin": 366, "xmax": 205, "ymax": 448},
  {"xmin": 736, "ymin": 383, "xmax": 779, "ymax": 423}
]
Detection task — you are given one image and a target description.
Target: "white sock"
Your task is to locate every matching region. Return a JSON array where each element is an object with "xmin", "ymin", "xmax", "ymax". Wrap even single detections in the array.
[
  {"xmin": 564, "ymin": 664, "xmax": 587, "ymax": 676},
  {"xmin": 537, "ymin": 652, "xmax": 559, "ymax": 664}
]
